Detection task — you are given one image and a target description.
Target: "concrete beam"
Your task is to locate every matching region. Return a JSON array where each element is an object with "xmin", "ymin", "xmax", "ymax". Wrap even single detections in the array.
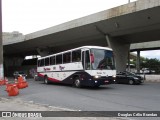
[
  {"xmin": 137, "ymin": 0, "xmax": 160, "ymax": 11},
  {"xmin": 130, "ymin": 40, "xmax": 160, "ymax": 51}
]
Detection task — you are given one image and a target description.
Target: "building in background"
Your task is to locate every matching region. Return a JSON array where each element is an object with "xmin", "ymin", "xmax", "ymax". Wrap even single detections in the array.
[{"xmin": 2, "ymin": 31, "xmax": 23, "ymax": 40}]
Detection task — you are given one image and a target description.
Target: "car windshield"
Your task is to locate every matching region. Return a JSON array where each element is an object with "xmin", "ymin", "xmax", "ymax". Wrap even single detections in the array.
[
  {"xmin": 125, "ymin": 71, "xmax": 136, "ymax": 76},
  {"xmin": 18, "ymin": 71, "xmax": 25, "ymax": 74}
]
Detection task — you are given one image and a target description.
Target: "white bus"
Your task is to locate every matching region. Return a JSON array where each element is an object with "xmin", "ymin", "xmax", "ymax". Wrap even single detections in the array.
[{"xmin": 37, "ymin": 46, "xmax": 116, "ymax": 87}]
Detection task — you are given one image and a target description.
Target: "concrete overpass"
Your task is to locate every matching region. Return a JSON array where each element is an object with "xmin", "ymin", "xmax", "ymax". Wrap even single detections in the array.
[
  {"xmin": 131, "ymin": 40, "xmax": 160, "ymax": 51},
  {"xmin": 3, "ymin": 0, "xmax": 160, "ymax": 73}
]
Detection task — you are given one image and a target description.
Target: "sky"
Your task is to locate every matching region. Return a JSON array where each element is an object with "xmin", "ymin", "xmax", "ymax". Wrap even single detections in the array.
[
  {"xmin": 2, "ymin": 0, "xmax": 160, "ymax": 59},
  {"xmin": 136, "ymin": 50, "xmax": 160, "ymax": 60}
]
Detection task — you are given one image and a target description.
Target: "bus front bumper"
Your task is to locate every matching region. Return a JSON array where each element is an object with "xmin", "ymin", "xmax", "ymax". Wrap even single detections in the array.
[{"xmin": 81, "ymin": 77, "xmax": 115, "ymax": 87}]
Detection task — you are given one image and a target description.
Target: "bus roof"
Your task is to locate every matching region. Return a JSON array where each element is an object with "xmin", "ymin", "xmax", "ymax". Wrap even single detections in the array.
[
  {"xmin": 38, "ymin": 46, "xmax": 112, "ymax": 60},
  {"xmin": 80, "ymin": 46, "xmax": 112, "ymax": 50}
]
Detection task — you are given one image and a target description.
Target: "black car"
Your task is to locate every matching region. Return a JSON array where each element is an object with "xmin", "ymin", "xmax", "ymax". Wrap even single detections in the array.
[
  {"xmin": 13, "ymin": 71, "xmax": 27, "ymax": 79},
  {"xmin": 116, "ymin": 71, "xmax": 144, "ymax": 85}
]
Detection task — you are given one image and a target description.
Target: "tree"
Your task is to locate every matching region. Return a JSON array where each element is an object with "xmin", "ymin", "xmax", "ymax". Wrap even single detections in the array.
[{"xmin": 141, "ymin": 58, "xmax": 160, "ymax": 74}]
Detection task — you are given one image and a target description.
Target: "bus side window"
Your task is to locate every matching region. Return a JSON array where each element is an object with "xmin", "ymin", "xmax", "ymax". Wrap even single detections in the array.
[
  {"xmin": 40, "ymin": 59, "xmax": 44, "ymax": 67},
  {"xmin": 56, "ymin": 54, "xmax": 62, "ymax": 65},
  {"xmin": 50, "ymin": 56, "xmax": 55, "ymax": 65},
  {"xmin": 45, "ymin": 57, "xmax": 50, "ymax": 66},
  {"xmin": 63, "ymin": 52, "xmax": 71, "ymax": 63},
  {"xmin": 72, "ymin": 50, "xmax": 81, "ymax": 62},
  {"xmin": 38, "ymin": 60, "xmax": 41, "ymax": 67}
]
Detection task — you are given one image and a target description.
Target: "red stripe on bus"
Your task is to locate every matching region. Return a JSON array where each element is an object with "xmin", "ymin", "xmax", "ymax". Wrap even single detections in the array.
[
  {"xmin": 38, "ymin": 73, "xmax": 44, "ymax": 77},
  {"xmin": 38, "ymin": 73, "xmax": 60, "ymax": 83},
  {"xmin": 48, "ymin": 77, "xmax": 60, "ymax": 83}
]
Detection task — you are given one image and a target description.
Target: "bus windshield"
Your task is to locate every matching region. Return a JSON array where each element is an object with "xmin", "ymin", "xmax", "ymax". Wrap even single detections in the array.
[{"xmin": 91, "ymin": 49, "xmax": 115, "ymax": 70}]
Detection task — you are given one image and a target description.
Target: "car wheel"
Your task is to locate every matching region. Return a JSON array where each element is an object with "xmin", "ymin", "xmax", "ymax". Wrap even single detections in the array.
[
  {"xmin": 44, "ymin": 76, "xmax": 49, "ymax": 84},
  {"xmin": 128, "ymin": 79, "xmax": 134, "ymax": 85},
  {"xmin": 74, "ymin": 77, "xmax": 81, "ymax": 88},
  {"xmin": 141, "ymin": 80, "xmax": 144, "ymax": 83}
]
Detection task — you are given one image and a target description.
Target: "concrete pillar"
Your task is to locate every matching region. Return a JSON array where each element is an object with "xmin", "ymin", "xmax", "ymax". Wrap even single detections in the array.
[
  {"xmin": 106, "ymin": 35, "xmax": 130, "ymax": 73},
  {"xmin": 136, "ymin": 50, "xmax": 141, "ymax": 73},
  {"xmin": 0, "ymin": 0, "xmax": 4, "ymax": 79},
  {"xmin": 127, "ymin": 51, "xmax": 130, "ymax": 72}
]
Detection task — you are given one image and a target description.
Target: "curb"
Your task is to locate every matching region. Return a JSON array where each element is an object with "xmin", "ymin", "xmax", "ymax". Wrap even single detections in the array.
[
  {"xmin": 0, "ymin": 97, "xmax": 76, "ymax": 111},
  {"xmin": 145, "ymin": 80, "xmax": 160, "ymax": 83},
  {"xmin": 0, "ymin": 97, "xmax": 130, "ymax": 120}
]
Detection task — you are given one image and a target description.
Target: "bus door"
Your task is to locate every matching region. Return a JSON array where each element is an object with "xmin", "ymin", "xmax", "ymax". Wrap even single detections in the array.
[{"xmin": 82, "ymin": 50, "xmax": 91, "ymax": 70}]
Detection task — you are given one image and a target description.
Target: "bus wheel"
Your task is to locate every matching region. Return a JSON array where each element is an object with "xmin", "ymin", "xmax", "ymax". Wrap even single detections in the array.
[
  {"xmin": 44, "ymin": 76, "xmax": 49, "ymax": 84},
  {"xmin": 74, "ymin": 77, "xmax": 81, "ymax": 88}
]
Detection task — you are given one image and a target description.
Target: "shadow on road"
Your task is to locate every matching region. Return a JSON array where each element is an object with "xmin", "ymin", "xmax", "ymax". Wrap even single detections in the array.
[{"xmin": 38, "ymin": 81, "xmax": 114, "ymax": 91}]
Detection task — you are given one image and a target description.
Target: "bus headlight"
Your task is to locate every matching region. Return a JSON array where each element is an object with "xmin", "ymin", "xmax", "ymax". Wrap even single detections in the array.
[
  {"xmin": 112, "ymin": 75, "xmax": 116, "ymax": 78},
  {"xmin": 94, "ymin": 75, "xmax": 101, "ymax": 79}
]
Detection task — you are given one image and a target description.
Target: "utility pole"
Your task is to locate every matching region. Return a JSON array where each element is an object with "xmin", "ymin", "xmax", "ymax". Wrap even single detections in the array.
[
  {"xmin": 0, "ymin": 0, "xmax": 4, "ymax": 79},
  {"xmin": 128, "ymin": 0, "xmax": 130, "ymax": 3}
]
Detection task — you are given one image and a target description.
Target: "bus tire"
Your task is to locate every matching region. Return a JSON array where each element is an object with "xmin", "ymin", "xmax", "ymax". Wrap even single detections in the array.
[
  {"xmin": 74, "ymin": 77, "xmax": 81, "ymax": 88},
  {"xmin": 44, "ymin": 76, "xmax": 49, "ymax": 84}
]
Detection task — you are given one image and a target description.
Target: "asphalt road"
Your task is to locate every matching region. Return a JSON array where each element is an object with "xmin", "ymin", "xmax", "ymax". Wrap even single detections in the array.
[{"xmin": 1, "ymin": 79, "xmax": 160, "ymax": 112}]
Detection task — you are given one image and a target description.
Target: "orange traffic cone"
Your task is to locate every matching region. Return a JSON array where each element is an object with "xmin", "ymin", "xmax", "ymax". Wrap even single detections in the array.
[
  {"xmin": 0, "ymin": 80, "xmax": 4, "ymax": 85},
  {"xmin": 8, "ymin": 85, "xmax": 19, "ymax": 96},
  {"xmin": 18, "ymin": 76, "xmax": 25, "ymax": 83},
  {"xmin": 0, "ymin": 77, "xmax": 8, "ymax": 85},
  {"xmin": 17, "ymin": 76, "xmax": 28, "ymax": 89},
  {"xmin": 6, "ymin": 83, "xmax": 17, "ymax": 92},
  {"xmin": 6, "ymin": 84, "xmax": 19, "ymax": 96},
  {"xmin": 17, "ymin": 81, "xmax": 28, "ymax": 89}
]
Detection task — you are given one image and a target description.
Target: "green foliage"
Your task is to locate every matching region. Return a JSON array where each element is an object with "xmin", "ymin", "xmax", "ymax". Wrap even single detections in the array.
[{"xmin": 141, "ymin": 58, "xmax": 160, "ymax": 74}]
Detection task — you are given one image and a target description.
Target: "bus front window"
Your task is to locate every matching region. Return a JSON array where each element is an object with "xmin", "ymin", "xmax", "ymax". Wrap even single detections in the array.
[{"xmin": 91, "ymin": 49, "xmax": 115, "ymax": 70}]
